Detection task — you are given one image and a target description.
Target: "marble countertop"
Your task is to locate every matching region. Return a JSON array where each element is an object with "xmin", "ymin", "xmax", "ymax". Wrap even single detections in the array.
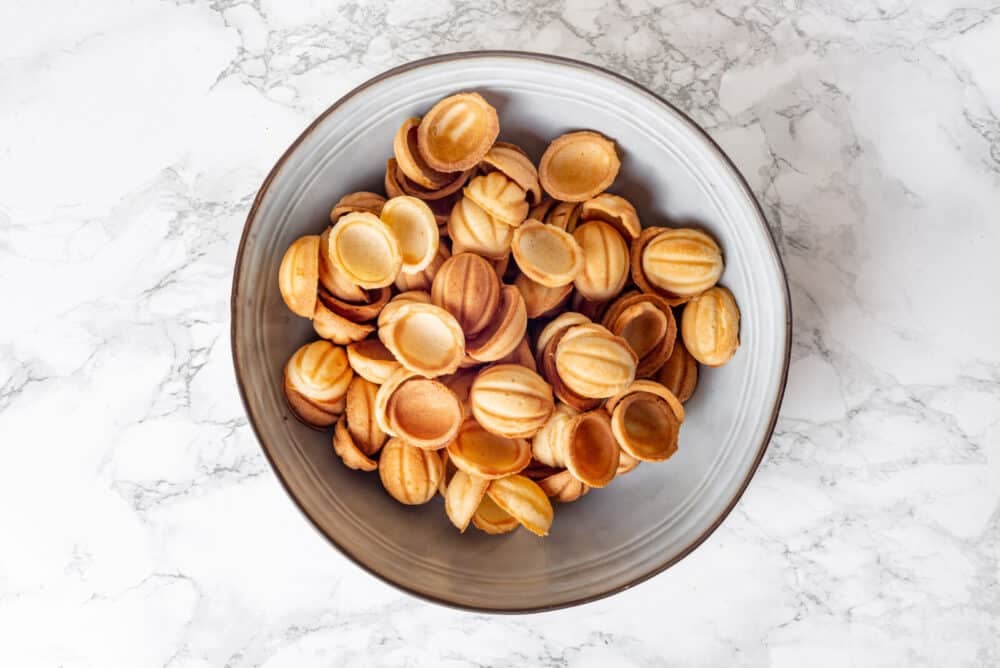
[{"xmin": 2, "ymin": 1, "xmax": 998, "ymax": 666}]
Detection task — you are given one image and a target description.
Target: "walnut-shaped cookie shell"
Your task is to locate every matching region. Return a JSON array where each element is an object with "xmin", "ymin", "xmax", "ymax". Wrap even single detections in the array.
[
  {"xmin": 430, "ymin": 252, "xmax": 501, "ymax": 338},
  {"xmin": 580, "ymin": 193, "xmax": 641, "ymax": 239},
  {"xmin": 332, "ymin": 416, "xmax": 377, "ymax": 472},
  {"xmin": 656, "ymin": 337, "xmax": 699, "ymax": 402},
  {"xmin": 278, "ymin": 235, "xmax": 320, "ymax": 318},
  {"xmin": 378, "ymin": 301, "xmax": 466, "ymax": 377},
  {"xmin": 378, "ymin": 438, "xmax": 444, "ymax": 505},
  {"xmin": 602, "ymin": 291, "xmax": 677, "ymax": 378},
  {"xmin": 481, "ymin": 141, "xmax": 541, "ymax": 204},
  {"xmin": 486, "ymin": 475, "xmax": 554, "ymax": 537},
  {"xmin": 641, "ymin": 228, "xmax": 723, "ymax": 298},
  {"xmin": 380, "ymin": 196, "xmax": 440, "ymax": 274},
  {"xmin": 469, "ymin": 364, "xmax": 554, "ymax": 439},
  {"xmin": 444, "ymin": 470, "xmax": 491, "ymax": 532},
  {"xmin": 447, "ymin": 419, "xmax": 531, "ymax": 480},
  {"xmin": 510, "ymin": 220, "xmax": 584, "ymax": 288},
  {"xmin": 605, "ymin": 381, "xmax": 683, "ymax": 462},
  {"xmin": 417, "ymin": 92, "xmax": 499, "ymax": 172},
  {"xmin": 326, "ymin": 212, "xmax": 402, "ymax": 289},
  {"xmin": 284, "ymin": 340, "xmax": 353, "ymax": 408},
  {"xmin": 554, "ymin": 323, "xmax": 637, "ymax": 399},
  {"xmin": 539, "ymin": 131, "xmax": 620, "ymax": 202},
  {"xmin": 465, "ymin": 285, "xmax": 528, "ymax": 363},
  {"xmin": 681, "ymin": 286, "xmax": 740, "ymax": 367},
  {"xmin": 393, "ymin": 117, "xmax": 455, "ymax": 190},
  {"xmin": 464, "ymin": 172, "xmax": 529, "ymax": 228},
  {"xmin": 537, "ymin": 469, "xmax": 590, "ymax": 503},
  {"xmin": 572, "ymin": 220, "xmax": 630, "ymax": 301},
  {"xmin": 472, "ymin": 494, "xmax": 519, "ymax": 535},
  {"xmin": 447, "ymin": 196, "xmax": 514, "ymax": 260},
  {"xmin": 330, "ymin": 191, "xmax": 385, "ymax": 222},
  {"xmin": 344, "ymin": 376, "xmax": 387, "ymax": 455},
  {"xmin": 345, "ymin": 338, "xmax": 401, "ymax": 385}
]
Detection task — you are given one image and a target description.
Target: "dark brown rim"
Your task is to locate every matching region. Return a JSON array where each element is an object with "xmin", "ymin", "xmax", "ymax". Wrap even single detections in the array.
[{"xmin": 230, "ymin": 51, "xmax": 793, "ymax": 614}]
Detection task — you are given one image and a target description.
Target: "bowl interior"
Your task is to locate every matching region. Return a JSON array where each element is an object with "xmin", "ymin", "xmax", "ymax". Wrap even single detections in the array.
[{"xmin": 232, "ymin": 53, "xmax": 789, "ymax": 611}]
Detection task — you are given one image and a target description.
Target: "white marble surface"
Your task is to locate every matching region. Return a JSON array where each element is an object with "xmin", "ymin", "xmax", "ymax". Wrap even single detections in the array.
[{"xmin": 2, "ymin": 1, "xmax": 998, "ymax": 665}]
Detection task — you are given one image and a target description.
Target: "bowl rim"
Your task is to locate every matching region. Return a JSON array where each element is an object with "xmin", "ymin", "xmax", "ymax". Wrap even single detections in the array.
[{"xmin": 231, "ymin": 50, "xmax": 792, "ymax": 614}]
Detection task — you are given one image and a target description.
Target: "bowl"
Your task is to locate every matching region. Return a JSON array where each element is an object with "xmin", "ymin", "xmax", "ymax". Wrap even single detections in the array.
[{"xmin": 231, "ymin": 52, "xmax": 791, "ymax": 612}]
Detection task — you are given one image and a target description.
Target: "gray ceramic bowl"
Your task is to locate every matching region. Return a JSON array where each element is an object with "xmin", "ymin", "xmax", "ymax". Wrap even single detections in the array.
[{"xmin": 232, "ymin": 52, "xmax": 790, "ymax": 612}]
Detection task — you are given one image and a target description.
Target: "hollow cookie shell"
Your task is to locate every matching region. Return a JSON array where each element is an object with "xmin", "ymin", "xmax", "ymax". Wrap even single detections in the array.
[
  {"xmin": 539, "ymin": 131, "xmax": 620, "ymax": 202},
  {"xmin": 378, "ymin": 438, "xmax": 444, "ymax": 505},
  {"xmin": 603, "ymin": 301, "xmax": 671, "ymax": 376},
  {"xmin": 345, "ymin": 376, "xmax": 387, "ymax": 455},
  {"xmin": 395, "ymin": 162, "xmax": 474, "ymax": 201},
  {"xmin": 464, "ymin": 172, "xmax": 529, "ymax": 227},
  {"xmin": 378, "ymin": 301, "xmax": 466, "ymax": 377},
  {"xmin": 630, "ymin": 228, "xmax": 687, "ymax": 305},
  {"xmin": 539, "ymin": 327, "xmax": 603, "ymax": 412},
  {"xmin": 656, "ymin": 337, "xmax": 699, "ymax": 402},
  {"xmin": 346, "ymin": 338, "xmax": 401, "ymax": 385},
  {"xmin": 417, "ymin": 92, "xmax": 499, "ymax": 172},
  {"xmin": 319, "ymin": 226, "xmax": 368, "ymax": 303},
  {"xmin": 430, "ymin": 252, "xmax": 501, "ymax": 338},
  {"xmin": 562, "ymin": 410, "xmax": 620, "ymax": 488},
  {"xmin": 607, "ymin": 389, "xmax": 681, "ymax": 463},
  {"xmin": 318, "ymin": 284, "xmax": 391, "ymax": 324},
  {"xmin": 278, "ymin": 235, "xmax": 320, "ymax": 318},
  {"xmin": 384, "ymin": 375, "xmax": 463, "ymax": 450},
  {"xmin": 641, "ymin": 228, "xmax": 724, "ymax": 297},
  {"xmin": 580, "ymin": 193, "xmax": 641, "ymax": 240},
  {"xmin": 481, "ymin": 141, "xmax": 542, "ymax": 204},
  {"xmin": 602, "ymin": 291, "xmax": 678, "ymax": 378},
  {"xmin": 377, "ymin": 290, "xmax": 432, "ymax": 328},
  {"xmin": 510, "ymin": 220, "xmax": 584, "ymax": 288},
  {"xmin": 379, "ymin": 196, "xmax": 440, "ymax": 274},
  {"xmin": 533, "ymin": 403, "xmax": 621, "ymax": 488},
  {"xmin": 681, "ymin": 286, "xmax": 740, "ymax": 367},
  {"xmin": 326, "ymin": 212, "xmax": 402, "ymax": 289},
  {"xmin": 470, "ymin": 364, "xmax": 555, "ymax": 439},
  {"xmin": 312, "ymin": 300, "xmax": 374, "ymax": 345},
  {"xmin": 531, "ymin": 402, "xmax": 579, "ymax": 468},
  {"xmin": 333, "ymin": 416, "xmax": 377, "ymax": 472},
  {"xmin": 330, "ymin": 191, "xmax": 386, "ymax": 221},
  {"xmin": 472, "ymin": 494, "xmax": 519, "ymax": 535},
  {"xmin": 572, "ymin": 221, "xmax": 630, "ymax": 301},
  {"xmin": 447, "ymin": 419, "xmax": 531, "ymax": 480},
  {"xmin": 554, "ymin": 323, "xmax": 637, "ymax": 399},
  {"xmin": 606, "ymin": 379, "xmax": 685, "ymax": 423},
  {"xmin": 465, "ymin": 285, "xmax": 528, "ymax": 363},
  {"xmin": 284, "ymin": 340, "xmax": 353, "ymax": 408},
  {"xmin": 447, "ymin": 196, "xmax": 514, "ymax": 260},
  {"xmin": 393, "ymin": 117, "xmax": 454, "ymax": 190},
  {"xmin": 535, "ymin": 312, "xmax": 592, "ymax": 369},
  {"xmin": 444, "ymin": 470, "xmax": 491, "ymax": 532},
  {"xmin": 283, "ymin": 379, "xmax": 342, "ymax": 429},
  {"xmin": 486, "ymin": 475, "xmax": 554, "ymax": 537}
]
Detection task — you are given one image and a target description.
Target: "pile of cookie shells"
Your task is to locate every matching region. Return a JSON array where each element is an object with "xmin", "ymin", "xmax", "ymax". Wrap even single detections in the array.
[{"xmin": 278, "ymin": 92, "xmax": 741, "ymax": 537}]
